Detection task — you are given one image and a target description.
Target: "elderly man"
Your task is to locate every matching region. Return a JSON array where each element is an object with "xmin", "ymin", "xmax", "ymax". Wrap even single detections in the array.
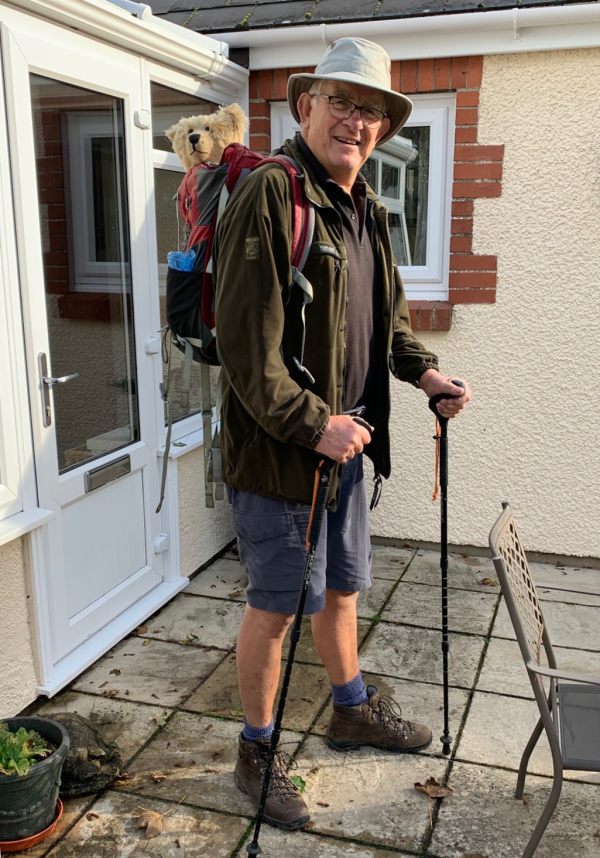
[{"xmin": 215, "ymin": 37, "xmax": 471, "ymax": 830}]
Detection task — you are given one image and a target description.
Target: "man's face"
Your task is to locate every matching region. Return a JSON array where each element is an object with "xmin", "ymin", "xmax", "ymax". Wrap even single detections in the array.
[{"xmin": 297, "ymin": 81, "xmax": 391, "ymax": 191}]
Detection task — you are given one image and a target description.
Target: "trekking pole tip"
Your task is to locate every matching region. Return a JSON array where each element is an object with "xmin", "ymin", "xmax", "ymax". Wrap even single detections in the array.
[
  {"xmin": 246, "ymin": 842, "xmax": 262, "ymax": 856},
  {"xmin": 440, "ymin": 734, "xmax": 452, "ymax": 755}
]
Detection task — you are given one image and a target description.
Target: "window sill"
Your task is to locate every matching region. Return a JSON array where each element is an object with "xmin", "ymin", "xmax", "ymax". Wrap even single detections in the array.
[
  {"xmin": 408, "ymin": 301, "xmax": 452, "ymax": 332},
  {"xmin": 0, "ymin": 508, "xmax": 54, "ymax": 547}
]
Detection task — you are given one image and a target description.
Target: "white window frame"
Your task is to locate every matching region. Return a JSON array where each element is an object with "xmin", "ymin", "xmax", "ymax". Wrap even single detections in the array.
[{"xmin": 270, "ymin": 92, "xmax": 455, "ymax": 301}]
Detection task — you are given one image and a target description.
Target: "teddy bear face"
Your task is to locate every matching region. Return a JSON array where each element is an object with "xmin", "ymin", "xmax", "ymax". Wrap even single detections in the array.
[{"xmin": 165, "ymin": 103, "xmax": 247, "ymax": 171}]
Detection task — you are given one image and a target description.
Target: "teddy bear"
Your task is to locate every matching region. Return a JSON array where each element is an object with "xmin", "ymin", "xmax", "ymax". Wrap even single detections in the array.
[{"xmin": 165, "ymin": 102, "xmax": 247, "ymax": 170}]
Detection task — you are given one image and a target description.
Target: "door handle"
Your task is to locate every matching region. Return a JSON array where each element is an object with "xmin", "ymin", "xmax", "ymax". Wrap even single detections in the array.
[
  {"xmin": 42, "ymin": 372, "xmax": 80, "ymax": 386},
  {"xmin": 38, "ymin": 353, "xmax": 79, "ymax": 428}
]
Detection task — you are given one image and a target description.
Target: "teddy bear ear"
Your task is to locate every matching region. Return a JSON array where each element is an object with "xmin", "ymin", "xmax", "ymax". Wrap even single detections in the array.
[
  {"xmin": 220, "ymin": 103, "xmax": 248, "ymax": 137},
  {"xmin": 165, "ymin": 124, "xmax": 177, "ymax": 142}
]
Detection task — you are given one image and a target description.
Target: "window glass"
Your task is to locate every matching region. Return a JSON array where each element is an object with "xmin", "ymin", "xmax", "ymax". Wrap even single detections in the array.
[
  {"xmin": 381, "ymin": 161, "xmax": 401, "ymax": 200},
  {"xmin": 402, "ymin": 126, "xmax": 430, "ymax": 267},
  {"xmin": 361, "ymin": 158, "xmax": 377, "ymax": 188},
  {"xmin": 151, "ymin": 83, "xmax": 216, "ymax": 153}
]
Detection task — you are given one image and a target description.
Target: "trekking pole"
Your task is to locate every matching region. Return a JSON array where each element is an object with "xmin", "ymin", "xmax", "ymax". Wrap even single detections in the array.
[
  {"xmin": 246, "ymin": 456, "xmax": 334, "ymax": 857},
  {"xmin": 428, "ymin": 381, "xmax": 465, "ymax": 756}
]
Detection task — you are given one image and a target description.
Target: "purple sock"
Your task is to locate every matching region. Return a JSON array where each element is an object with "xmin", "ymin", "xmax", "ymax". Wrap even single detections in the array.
[
  {"xmin": 242, "ymin": 718, "xmax": 273, "ymax": 743},
  {"xmin": 331, "ymin": 672, "xmax": 368, "ymax": 707}
]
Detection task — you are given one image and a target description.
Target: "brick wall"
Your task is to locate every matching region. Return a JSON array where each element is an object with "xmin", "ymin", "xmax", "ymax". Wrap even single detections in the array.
[{"xmin": 249, "ymin": 56, "xmax": 504, "ymax": 331}]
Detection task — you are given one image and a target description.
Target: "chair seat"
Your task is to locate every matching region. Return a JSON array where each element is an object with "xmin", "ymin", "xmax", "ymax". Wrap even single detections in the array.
[{"xmin": 558, "ymin": 683, "xmax": 600, "ymax": 771}]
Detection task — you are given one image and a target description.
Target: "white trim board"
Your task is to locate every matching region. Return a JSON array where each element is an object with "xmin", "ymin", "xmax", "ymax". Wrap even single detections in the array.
[{"xmin": 214, "ymin": 4, "xmax": 600, "ymax": 67}]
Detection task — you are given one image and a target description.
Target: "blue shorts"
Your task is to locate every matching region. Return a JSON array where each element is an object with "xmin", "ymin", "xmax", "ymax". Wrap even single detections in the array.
[{"xmin": 229, "ymin": 455, "xmax": 372, "ymax": 615}]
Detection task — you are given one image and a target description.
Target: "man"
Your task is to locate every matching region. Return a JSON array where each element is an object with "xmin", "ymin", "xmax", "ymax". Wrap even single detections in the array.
[{"xmin": 215, "ymin": 37, "xmax": 471, "ymax": 830}]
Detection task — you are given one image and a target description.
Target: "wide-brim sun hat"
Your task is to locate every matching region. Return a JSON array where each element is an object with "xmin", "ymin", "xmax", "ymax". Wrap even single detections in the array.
[{"xmin": 287, "ymin": 37, "xmax": 412, "ymax": 146}]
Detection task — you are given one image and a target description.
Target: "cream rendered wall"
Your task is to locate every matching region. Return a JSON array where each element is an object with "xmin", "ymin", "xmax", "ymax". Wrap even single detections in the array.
[
  {"xmin": 177, "ymin": 447, "xmax": 236, "ymax": 576},
  {"xmin": 373, "ymin": 47, "xmax": 600, "ymax": 558},
  {"xmin": 0, "ymin": 538, "xmax": 38, "ymax": 715}
]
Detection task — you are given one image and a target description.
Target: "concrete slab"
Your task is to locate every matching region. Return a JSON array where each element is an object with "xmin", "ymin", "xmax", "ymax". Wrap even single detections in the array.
[
  {"xmin": 37, "ymin": 690, "xmax": 171, "ymax": 764},
  {"xmin": 294, "ymin": 734, "xmax": 450, "ymax": 851},
  {"xmin": 529, "ymin": 559, "xmax": 600, "ymax": 594},
  {"xmin": 402, "ymin": 549, "xmax": 501, "ymax": 593},
  {"xmin": 183, "ymin": 652, "xmax": 331, "ymax": 733},
  {"xmin": 71, "ymin": 636, "xmax": 224, "ymax": 707},
  {"xmin": 370, "ymin": 544, "xmax": 415, "ymax": 579},
  {"xmin": 311, "ymin": 673, "xmax": 470, "ymax": 761},
  {"xmin": 185, "ymin": 557, "xmax": 248, "ymax": 600},
  {"xmin": 139, "ymin": 593, "xmax": 245, "ymax": 650},
  {"xmin": 22, "ymin": 797, "xmax": 89, "ymax": 858},
  {"xmin": 456, "ymin": 689, "xmax": 600, "ymax": 784},
  {"xmin": 383, "ymin": 581, "xmax": 498, "ymax": 636},
  {"xmin": 476, "ymin": 636, "xmax": 600, "ymax": 699},
  {"xmin": 115, "ymin": 711, "xmax": 303, "ymax": 817},
  {"xmin": 431, "ymin": 761, "xmax": 600, "ymax": 857},
  {"xmin": 357, "ymin": 577, "xmax": 397, "ymax": 619},
  {"xmin": 492, "ymin": 598, "xmax": 600, "ymax": 650},
  {"xmin": 359, "ymin": 622, "xmax": 486, "ymax": 689},
  {"xmin": 236, "ymin": 827, "xmax": 415, "ymax": 856},
  {"xmin": 45, "ymin": 790, "xmax": 248, "ymax": 856}
]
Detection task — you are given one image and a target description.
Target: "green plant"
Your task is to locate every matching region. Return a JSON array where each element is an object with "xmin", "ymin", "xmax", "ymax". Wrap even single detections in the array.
[{"xmin": 0, "ymin": 721, "xmax": 52, "ymax": 776}]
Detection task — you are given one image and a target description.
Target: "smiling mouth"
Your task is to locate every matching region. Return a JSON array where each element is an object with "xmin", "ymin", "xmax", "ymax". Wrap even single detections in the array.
[{"xmin": 334, "ymin": 136, "xmax": 360, "ymax": 146}]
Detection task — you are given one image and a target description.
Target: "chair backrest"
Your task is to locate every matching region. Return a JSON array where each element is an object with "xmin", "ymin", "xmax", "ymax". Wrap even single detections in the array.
[{"xmin": 489, "ymin": 503, "xmax": 545, "ymax": 666}]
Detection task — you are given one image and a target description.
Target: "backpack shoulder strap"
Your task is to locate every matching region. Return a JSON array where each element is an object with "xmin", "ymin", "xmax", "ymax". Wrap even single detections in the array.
[{"xmin": 259, "ymin": 154, "xmax": 315, "ymax": 272}]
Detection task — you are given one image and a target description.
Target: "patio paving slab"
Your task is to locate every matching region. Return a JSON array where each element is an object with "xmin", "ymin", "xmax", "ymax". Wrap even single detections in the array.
[
  {"xmin": 359, "ymin": 622, "xmax": 486, "ymax": 689},
  {"xmin": 23, "ymin": 797, "xmax": 90, "ymax": 858},
  {"xmin": 71, "ymin": 636, "xmax": 224, "ymax": 707},
  {"xmin": 456, "ymin": 689, "xmax": 600, "ymax": 784},
  {"xmin": 357, "ymin": 576, "xmax": 397, "ymax": 618},
  {"xmin": 492, "ymin": 597, "xmax": 600, "ymax": 650},
  {"xmin": 294, "ymin": 734, "xmax": 450, "ymax": 852},
  {"xmin": 430, "ymin": 761, "xmax": 600, "ymax": 858},
  {"xmin": 476, "ymin": 636, "xmax": 600, "ymax": 699},
  {"xmin": 184, "ymin": 557, "xmax": 248, "ymax": 600},
  {"xmin": 528, "ymin": 559, "xmax": 600, "ymax": 594},
  {"xmin": 140, "ymin": 593, "xmax": 245, "ymax": 650},
  {"xmin": 37, "ymin": 690, "xmax": 171, "ymax": 764},
  {"xmin": 383, "ymin": 581, "xmax": 498, "ymax": 636},
  {"xmin": 311, "ymin": 673, "xmax": 470, "ymax": 760},
  {"xmin": 370, "ymin": 545, "xmax": 415, "ymax": 579},
  {"xmin": 44, "ymin": 790, "xmax": 248, "ymax": 857},
  {"xmin": 183, "ymin": 652, "xmax": 331, "ymax": 733},
  {"xmin": 236, "ymin": 828, "xmax": 414, "ymax": 856},
  {"xmin": 401, "ymin": 550, "xmax": 501, "ymax": 593},
  {"xmin": 116, "ymin": 711, "xmax": 303, "ymax": 817}
]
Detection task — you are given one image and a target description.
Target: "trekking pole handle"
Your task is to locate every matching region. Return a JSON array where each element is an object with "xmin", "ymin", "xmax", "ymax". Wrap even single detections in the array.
[{"xmin": 428, "ymin": 380, "xmax": 465, "ymax": 423}]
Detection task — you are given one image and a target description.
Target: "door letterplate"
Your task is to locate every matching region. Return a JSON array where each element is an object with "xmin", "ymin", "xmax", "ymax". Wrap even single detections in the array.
[{"xmin": 84, "ymin": 455, "xmax": 131, "ymax": 493}]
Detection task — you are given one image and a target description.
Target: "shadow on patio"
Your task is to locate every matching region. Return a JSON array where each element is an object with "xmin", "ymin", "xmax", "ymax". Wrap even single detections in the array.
[{"xmin": 23, "ymin": 541, "xmax": 600, "ymax": 857}]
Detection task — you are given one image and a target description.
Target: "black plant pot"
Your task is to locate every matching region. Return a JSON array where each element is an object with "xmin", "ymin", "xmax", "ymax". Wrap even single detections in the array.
[{"xmin": 0, "ymin": 717, "xmax": 70, "ymax": 841}]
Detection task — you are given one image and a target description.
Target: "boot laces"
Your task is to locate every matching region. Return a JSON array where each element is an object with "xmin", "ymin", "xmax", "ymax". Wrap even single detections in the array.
[
  {"xmin": 254, "ymin": 744, "xmax": 300, "ymax": 801},
  {"xmin": 370, "ymin": 693, "xmax": 411, "ymax": 740}
]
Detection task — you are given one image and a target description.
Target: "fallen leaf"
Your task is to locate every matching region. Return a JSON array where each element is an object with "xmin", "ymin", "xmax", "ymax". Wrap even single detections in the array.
[
  {"xmin": 478, "ymin": 577, "xmax": 497, "ymax": 587},
  {"xmin": 228, "ymin": 589, "xmax": 243, "ymax": 598},
  {"xmin": 316, "ymin": 800, "xmax": 329, "ymax": 807},
  {"xmin": 301, "ymin": 697, "xmax": 314, "ymax": 703},
  {"xmin": 142, "ymin": 639, "xmax": 152, "ymax": 646},
  {"xmin": 415, "ymin": 777, "xmax": 454, "ymax": 799},
  {"xmin": 136, "ymin": 625, "xmax": 148, "ymax": 635},
  {"xmin": 136, "ymin": 809, "xmax": 165, "ymax": 839},
  {"xmin": 104, "ymin": 689, "xmax": 118, "ymax": 698},
  {"xmin": 86, "ymin": 812, "xmax": 99, "ymax": 820},
  {"xmin": 290, "ymin": 775, "xmax": 306, "ymax": 793},
  {"xmin": 150, "ymin": 771, "xmax": 169, "ymax": 782}
]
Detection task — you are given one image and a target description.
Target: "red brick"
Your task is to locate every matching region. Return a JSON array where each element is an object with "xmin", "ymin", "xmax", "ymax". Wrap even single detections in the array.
[
  {"xmin": 39, "ymin": 187, "xmax": 65, "ymax": 204},
  {"xmin": 249, "ymin": 74, "xmax": 258, "ymax": 98},
  {"xmin": 39, "ymin": 172, "xmax": 64, "ymax": 189},
  {"xmin": 249, "ymin": 99, "xmax": 269, "ymax": 118},
  {"xmin": 434, "ymin": 58, "xmax": 451, "ymax": 91},
  {"xmin": 249, "ymin": 133, "xmax": 270, "ymax": 153},
  {"xmin": 47, "ymin": 204, "xmax": 66, "ymax": 220},
  {"xmin": 456, "ymin": 90, "xmax": 480, "ymax": 107},
  {"xmin": 433, "ymin": 303, "xmax": 452, "ymax": 331},
  {"xmin": 454, "ymin": 162, "xmax": 503, "ymax": 180},
  {"xmin": 390, "ymin": 61, "xmax": 400, "ymax": 94},
  {"xmin": 400, "ymin": 60, "xmax": 418, "ymax": 93},
  {"xmin": 456, "ymin": 107, "xmax": 478, "ymax": 127},
  {"xmin": 451, "ymin": 199, "xmax": 474, "ymax": 217},
  {"xmin": 408, "ymin": 301, "xmax": 453, "ymax": 332},
  {"xmin": 454, "ymin": 126, "xmax": 478, "ymax": 144},
  {"xmin": 449, "ymin": 271, "xmax": 497, "ymax": 288},
  {"xmin": 450, "ymin": 235, "xmax": 473, "ymax": 253},
  {"xmin": 256, "ymin": 69, "xmax": 273, "ymax": 99},
  {"xmin": 450, "ymin": 254, "xmax": 497, "ymax": 271},
  {"xmin": 44, "ymin": 249, "xmax": 68, "ymax": 265},
  {"xmin": 454, "ymin": 144, "xmax": 504, "ymax": 162},
  {"xmin": 417, "ymin": 58, "xmax": 434, "ymax": 92},
  {"xmin": 450, "ymin": 288, "xmax": 496, "ymax": 304},
  {"xmin": 450, "ymin": 57, "xmax": 470, "ymax": 89},
  {"xmin": 272, "ymin": 69, "xmax": 288, "ymax": 100},
  {"xmin": 251, "ymin": 117, "xmax": 270, "ymax": 135},
  {"xmin": 453, "ymin": 180, "xmax": 502, "ymax": 198},
  {"xmin": 451, "ymin": 217, "xmax": 473, "ymax": 236},
  {"xmin": 466, "ymin": 56, "xmax": 484, "ymax": 89}
]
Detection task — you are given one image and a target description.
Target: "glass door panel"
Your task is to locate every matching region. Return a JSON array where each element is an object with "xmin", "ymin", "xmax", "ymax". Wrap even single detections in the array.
[{"xmin": 31, "ymin": 74, "xmax": 139, "ymax": 473}]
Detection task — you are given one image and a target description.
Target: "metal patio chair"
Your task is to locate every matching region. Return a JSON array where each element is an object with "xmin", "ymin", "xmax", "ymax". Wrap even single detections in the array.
[{"xmin": 489, "ymin": 502, "xmax": 600, "ymax": 858}]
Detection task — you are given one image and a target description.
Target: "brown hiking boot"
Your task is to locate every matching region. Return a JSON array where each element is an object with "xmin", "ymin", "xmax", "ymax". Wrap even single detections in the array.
[
  {"xmin": 234, "ymin": 734, "xmax": 310, "ymax": 830},
  {"xmin": 326, "ymin": 685, "xmax": 433, "ymax": 753}
]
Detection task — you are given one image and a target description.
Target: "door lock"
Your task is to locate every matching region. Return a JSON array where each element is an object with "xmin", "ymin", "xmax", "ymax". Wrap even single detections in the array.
[{"xmin": 39, "ymin": 353, "xmax": 79, "ymax": 427}]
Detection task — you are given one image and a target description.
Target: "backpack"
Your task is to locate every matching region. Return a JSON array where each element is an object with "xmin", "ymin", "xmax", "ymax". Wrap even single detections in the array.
[{"xmin": 157, "ymin": 143, "xmax": 315, "ymax": 511}]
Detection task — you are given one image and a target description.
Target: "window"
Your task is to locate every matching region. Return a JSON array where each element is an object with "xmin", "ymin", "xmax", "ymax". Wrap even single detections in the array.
[
  {"xmin": 150, "ymin": 82, "xmax": 221, "ymax": 429},
  {"xmin": 270, "ymin": 92, "xmax": 455, "ymax": 300}
]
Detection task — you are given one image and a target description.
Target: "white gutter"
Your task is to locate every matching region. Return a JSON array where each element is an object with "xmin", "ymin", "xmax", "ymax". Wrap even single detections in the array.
[
  {"xmin": 212, "ymin": 3, "xmax": 600, "ymax": 68},
  {"xmin": 6, "ymin": 0, "xmax": 247, "ymax": 93}
]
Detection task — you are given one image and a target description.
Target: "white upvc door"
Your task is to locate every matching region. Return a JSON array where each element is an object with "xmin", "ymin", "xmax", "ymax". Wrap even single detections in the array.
[{"xmin": 1, "ymin": 10, "xmax": 183, "ymax": 689}]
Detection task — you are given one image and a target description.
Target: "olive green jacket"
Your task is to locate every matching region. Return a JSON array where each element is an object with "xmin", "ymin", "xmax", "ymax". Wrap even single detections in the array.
[{"xmin": 214, "ymin": 136, "xmax": 438, "ymax": 507}]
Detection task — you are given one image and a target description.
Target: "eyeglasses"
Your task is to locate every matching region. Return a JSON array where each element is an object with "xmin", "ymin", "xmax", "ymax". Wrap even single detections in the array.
[{"xmin": 311, "ymin": 93, "xmax": 387, "ymax": 127}]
